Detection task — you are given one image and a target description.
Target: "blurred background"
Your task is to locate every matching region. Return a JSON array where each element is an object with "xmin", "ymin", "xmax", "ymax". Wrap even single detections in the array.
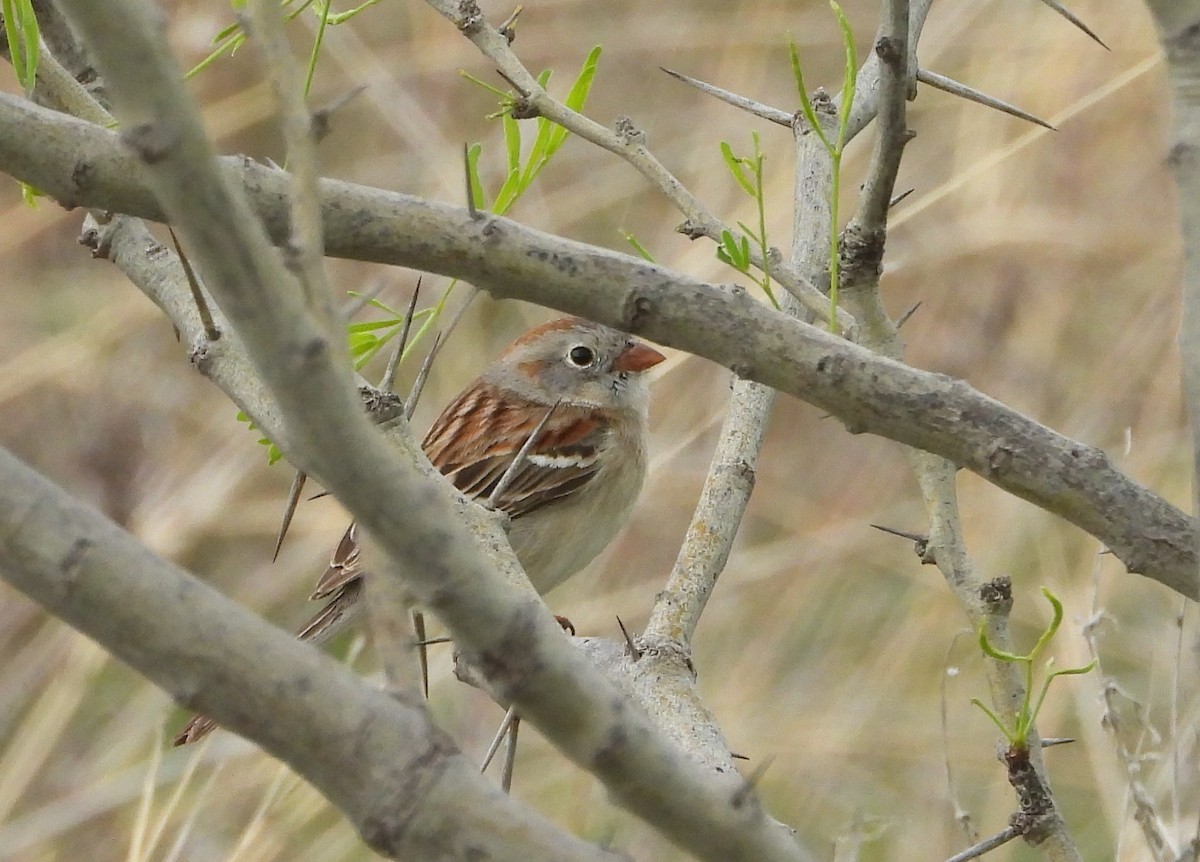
[{"xmin": 0, "ymin": 0, "xmax": 1193, "ymax": 859}]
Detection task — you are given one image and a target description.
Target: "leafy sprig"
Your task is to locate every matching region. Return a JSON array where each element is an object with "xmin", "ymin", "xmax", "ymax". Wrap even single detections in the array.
[
  {"xmin": 716, "ymin": 133, "xmax": 778, "ymax": 309},
  {"xmin": 790, "ymin": 1, "xmax": 857, "ymax": 330},
  {"xmin": 971, "ymin": 587, "xmax": 1095, "ymax": 750}
]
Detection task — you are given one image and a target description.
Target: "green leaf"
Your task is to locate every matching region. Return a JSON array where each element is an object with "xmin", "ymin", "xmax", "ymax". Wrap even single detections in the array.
[
  {"xmin": 187, "ymin": 31, "xmax": 244, "ymax": 79},
  {"xmin": 977, "ymin": 627, "xmax": 1026, "ymax": 664},
  {"xmin": 526, "ymin": 46, "xmax": 601, "ymax": 188},
  {"xmin": 720, "ymin": 141, "xmax": 756, "ymax": 197},
  {"xmin": 1029, "ymin": 586, "xmax": 1064, "ymax": 660},
  {"xmin": 3, "ymin": 0, "xmax": 39, "ymax": 93},
  {"xmin": 349, "ymin": 332, "xmax": 378, "ymax": 356},
  {"xmin": 563, "ymin": 46, "xmax": 601, "ymax": 113},
  {"xmin": 718, "ymin": 230, "xmax": 749, "ymax": 271},
  {"xmin": 303, "ymin": 0, "xmax": 333, "ymax": 97},
  {"xmin": 970, "ymin": 698, "xmax": 1016, "ymax": 746},
  {"xmin": 830, "ymin": 0, "xmax": 857, "ymax": 148},
  {"xmin": 491, "ymin": 113, "xmax": 524, "ymax": 215},
  {"xmin": 346, "ymin": 318, "xmax": 402, "ymax": 333},
  {"xmin": 459, "ymin": 70, "xmax": 512, "ymax": 101},
  {"xmin": 326, "ymin": 0, "xmax": 382, "ymax": 25},
  {"xmin": 466, "ymin": 142, "xmax": 488, "ymax": 212},
  {"xmin": 503, "ymin": 111, "xmax": 522, "ymax": 174},
  {"xmin": 20, "ymin": 181, "xmax": 42, "ymax": 206},
  {"xmin": 789, "ymin": 38, "xmax": 831, "ymax": 153},
  {"xmin": 620, "ymin": 230, "xmax": 655, "ymax": 263}
]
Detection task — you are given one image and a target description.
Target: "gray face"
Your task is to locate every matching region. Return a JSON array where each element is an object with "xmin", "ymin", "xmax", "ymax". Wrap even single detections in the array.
[{"xmin": 489, "ymin": 320, "xmax": 652, "ymax": 411}]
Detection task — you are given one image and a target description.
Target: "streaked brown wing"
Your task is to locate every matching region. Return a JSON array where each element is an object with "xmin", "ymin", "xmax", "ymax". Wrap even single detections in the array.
[
  {"xmin": 421, "ymin": 383, "xmax": 608, "ymax": 518},
  {"xmin": 310, "ymin": 522, "xmax": 363, "ymax": 599}
]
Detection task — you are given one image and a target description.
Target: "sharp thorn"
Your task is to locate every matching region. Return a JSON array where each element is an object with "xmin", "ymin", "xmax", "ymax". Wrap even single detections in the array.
[
  {"xmin": 917, "ymin": 68, "xmax": 1055, "ymax": 131},
  {"xmin": 404, "ymin": 332, "xmax": 441, "ymax": 420},
  {"xmin": 870, "ymin": 523, "xmax": 927, "ymax": 543},
  {"xmin": 500, "ymin": 715, "xmax": 520, "ymax": 793},
  {"xmin": 380, "ymin": 279, "xmax": 422, "ymax": 393},
  {"xmin": 404, "ymin": 289, "xmax": 478, "ymax": 419},
  {"xmin": 273, "ymin": 470, "xmax": 307, "ymax": 561},
  {"xmin": 412, "ymin": 610, "xmax": 430, "ymax": 699},
  {"xmin": 1033, "ymin": 0, "xmax": 1108, "ymax": 49},
  {"xmin": 660, "ymin": 67, "xmax": 793, "ymax": 127},
  {"xmin": 312, "ymin": 84, "xmax": 367, "ymax": 142},
  {"xmin": 896, "ymin": 300, "xmax": 922, "ymax": 329},
  {"xmin": 168, "ymin": 227, "xmax": 220, "ymax": 341},
  {"xmin": 889, "ymin": 188, "xmax": 915, "ymax": 209},
  {"xmin": 481, "ymin": 706, "xmax": 519, "ymax": 773},
  {"xmin": 1041, "ymin": 736, "xmax": 1076, "ymax": 748},
  {"xmin": 415, "ymin": 636, "xmax": 453, "ymax": 647},
  {"xmin": 616, "ymin": 615, "xmax": 642, "ymax": 660}
]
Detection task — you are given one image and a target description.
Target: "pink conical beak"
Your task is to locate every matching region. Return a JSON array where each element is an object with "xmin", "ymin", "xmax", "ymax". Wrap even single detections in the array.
[{"xmin": 614, "ymin": 341, "xmax": 666, "ymax": 373}]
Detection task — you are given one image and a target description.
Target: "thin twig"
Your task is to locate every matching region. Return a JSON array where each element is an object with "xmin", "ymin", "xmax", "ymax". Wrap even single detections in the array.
[
  {"xmin": 940, "ymin": 631, "xmax": 978, "ymax": 844},
  {"xmin": 943, "ymin": 826, "xmax": 1020, "ymax": 862}
]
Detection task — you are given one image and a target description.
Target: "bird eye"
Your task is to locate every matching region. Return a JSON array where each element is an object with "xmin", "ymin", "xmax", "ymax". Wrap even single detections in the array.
[{"xmin": 567, "ymin": 345, "xmax": 595, "ymax": 367}]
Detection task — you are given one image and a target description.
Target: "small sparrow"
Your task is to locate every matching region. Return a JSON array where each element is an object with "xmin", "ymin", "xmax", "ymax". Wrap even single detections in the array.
[{"xmin": 174, "ymin": 316, "xmax": 664, "ymax": 745}]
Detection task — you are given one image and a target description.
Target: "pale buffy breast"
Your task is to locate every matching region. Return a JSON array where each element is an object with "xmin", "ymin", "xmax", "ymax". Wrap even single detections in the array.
[{"xmin": 505, "ymin": 395, "xmax": 649, "ymax": 594}]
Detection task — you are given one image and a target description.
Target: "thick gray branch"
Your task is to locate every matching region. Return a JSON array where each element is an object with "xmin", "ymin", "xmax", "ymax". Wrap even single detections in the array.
[
  {"xmin": 0, "ymin": 93, "xmax": 1193, "ymax": 599},
  {"xmin": 0, "ymin": 446, "xmax": 617, "ymax": 862}
]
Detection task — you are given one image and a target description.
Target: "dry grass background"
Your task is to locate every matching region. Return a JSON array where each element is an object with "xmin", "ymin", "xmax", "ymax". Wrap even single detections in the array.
[{"xmin": 0, "ymin": 0, "xmax": 1193, "ymax": 860}]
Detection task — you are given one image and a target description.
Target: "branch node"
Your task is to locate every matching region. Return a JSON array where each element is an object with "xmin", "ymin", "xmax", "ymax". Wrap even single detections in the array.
[
  {"xmin": 874, "ymin": 35, "xmax": 905, "ymax": 68},
  {"xmin": 455, "ymin": 0, "xmax": 483, "ymax": 32},
  {"xmin": 614, "ymin": 115, "xmax": 646, "ymax": 147},
  {"xmin": 979, "ymin": 577, "xmax": 1013, "ymax": 614}
]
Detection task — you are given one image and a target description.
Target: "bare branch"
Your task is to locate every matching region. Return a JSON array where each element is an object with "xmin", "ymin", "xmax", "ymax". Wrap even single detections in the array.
[
  {"xmin": 5, "ymin": 92, "xmax": 1192, "ymax": 597},
  {"xmin": 643, "ymin": 380, "xmax": 774, "ymax": 646},
  {"xmin": 0, "ymin": 446, "xmax": 619, "ymax": 862}
]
